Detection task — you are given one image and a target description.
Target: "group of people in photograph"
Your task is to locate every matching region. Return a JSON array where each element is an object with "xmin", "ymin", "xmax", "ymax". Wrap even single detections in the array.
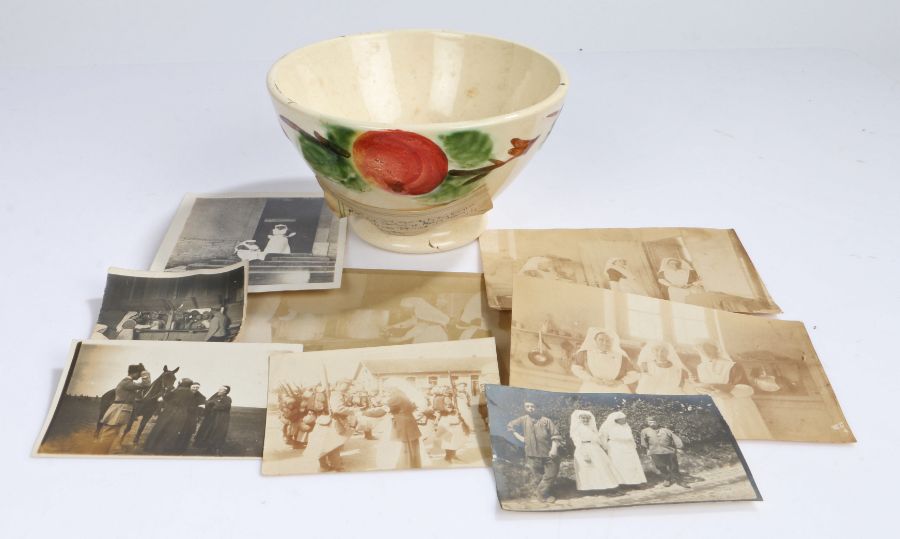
[
  {"xmin": 603, "ymin": 256, "xmax": 704, "ymax": 301},
  {"xmin": 568, "ymin": 327, "xmax": 770, "ymax": 439},
  {"xmin": 92, "ymin": 306, "xmax": 231, "ymax": 342},
  {"xmin": 506, "ymin": 400, "xmax": 687, "ymax": 504},
  {"xmin": 277, "ymin": 377, "xmax": 489, "ymax": 471},
  {"xmin": 383, "ymin": 295, "xmax": 491, "ymax": 345},
  {"xmin": 95, "ymin": 363, "xmax": 234, "ymax": 456}
]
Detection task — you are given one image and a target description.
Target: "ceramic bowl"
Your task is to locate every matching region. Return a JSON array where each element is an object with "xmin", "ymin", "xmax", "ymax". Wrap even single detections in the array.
[{"xmin": 268, "ymin": 30, "xmax": 567, "ymax": 253}]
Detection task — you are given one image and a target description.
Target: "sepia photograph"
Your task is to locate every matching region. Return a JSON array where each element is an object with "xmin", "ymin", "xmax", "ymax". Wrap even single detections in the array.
[
  {"xmin": 487, "ymin": 385, "xmax": 761, "ymax": 511},
  {"xmin": 92, "ymin": 263, "xmax": 247, "ymax": 342},
  {"xmin": 238, "ymin": 268, "xmax": 511, "ymax": 382},
  {"xmin": 35, "ymin": 340, "xmax": 304, "ymax": 458},
  {"xmin": 262, "ymin": 338, "xmax": 500, "ymax": 475},
  {"xmin": 479, "ymin": 228, "xmax": 780, "ymax": 314},
  {"xmin": 151, "ymin": 193, "xmax": 346, "ymax": 292},
  {"xmin": 509, "ymin": 275, "xmax": 853, "ymax": 442}
]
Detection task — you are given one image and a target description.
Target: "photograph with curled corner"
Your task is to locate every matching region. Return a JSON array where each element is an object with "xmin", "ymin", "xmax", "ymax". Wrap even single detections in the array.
[
  {"xmin": 486, "ymin": 385, "xmax": 761, "ymax": 512},
  {"xmin": 151, "ymin": 193, "xmax": 346, "ymax": 293},
  {"xmin": 262, "ymin": 338, "xmax": 500, "ymax": 475},
  {"xmin": 508, "ymin": 275, "xmax": 854, "ymax": 443},
  {"xmin": 479, "ymin": 227, "xmax": 780, "ymax": 314},
  {"xmin": 35, "ymin": 340, "xmax": 304, "ymax": 458},
  {"xmin": 91, "ymin": 263, "xmax": 247, "ymax": 343}
]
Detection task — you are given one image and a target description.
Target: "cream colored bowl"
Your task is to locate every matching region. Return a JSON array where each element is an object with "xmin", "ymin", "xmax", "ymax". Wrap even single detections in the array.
[{"xmin": 268, "ymin": 30, "xmax": 567, "ymax": 253}]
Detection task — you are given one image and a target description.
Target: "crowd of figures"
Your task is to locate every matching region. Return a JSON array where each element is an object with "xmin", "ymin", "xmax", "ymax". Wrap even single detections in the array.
[
  {"xmin": 92, "ymin": 307, "xmax": 231, "ymax": 342},
  {"xmin": 276, "ymin": 378, "xmax": 489, "ymax": 471},
  {"xmin": 94, "ymin": 363, "xmax": 234, "ymax": 455},
  {"xmin": 566, "ymin": 327, "xmax": 769, "ymax": 439},
  {"xmin": 506, "ymin": 401, "xmax": 688, "ymax": 503}
]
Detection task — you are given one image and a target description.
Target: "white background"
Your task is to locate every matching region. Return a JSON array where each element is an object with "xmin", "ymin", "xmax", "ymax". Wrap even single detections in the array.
[{"xmin": 2, "ymin": 2, "xmax": 899, "ymax": 537}]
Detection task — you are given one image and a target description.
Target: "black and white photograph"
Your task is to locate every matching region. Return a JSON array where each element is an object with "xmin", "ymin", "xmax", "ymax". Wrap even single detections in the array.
[
  {"xmin": 238, "ymin": 268, "xmax": 511, "ymax": 382},
  {"xmin": 35, "ymin": 340, "xmax": 304, "ymax": 458},
  {"xmin": 262, "ymin": 338, "xmax": 500, "ymax": 475},
  {"xmin": 479, "ymin": 228, "xmax": 780, "ymax": 314},
  {"xmin": 510, "ymin": 275, "xmax": 854, "ymax": 443},
  {"xmin": 151, "ymin": 193, "xmax": 347, "ymax": 292},
  {"xmin": 92, "ymin": 263, "xmax": 247, "ymax": 342},
  {"xmin": 487, "ymin": 385, "xmax": 761, "ymax": 511}
]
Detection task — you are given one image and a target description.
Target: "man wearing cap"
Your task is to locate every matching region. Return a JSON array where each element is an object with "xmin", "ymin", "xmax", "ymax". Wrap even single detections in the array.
[
  {"xmin": 205, "ymin": 306, "xmax": 230, "ymax": 342},
  {"xmin": 640, "ymin": 416, "xmax": 685, "ymax": 487},
  {"xmin": 96, "ymin": 364, "xmax": 151, "ymax": 452},
  {"xmin": 507, "ymin": 401, "xmax": 563, "ymax": 503}
]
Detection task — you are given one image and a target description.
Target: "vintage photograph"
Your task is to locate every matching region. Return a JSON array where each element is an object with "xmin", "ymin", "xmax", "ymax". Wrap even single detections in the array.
[
  {"xmin": 35, "ymin": 340, "xmax": 304, "ymax": 458},
  {"xmin": 479, "ymin": 228, "xmax": 780, "ymax": 314},
  {"xmin": 238, "ymin": 268, "xmax": 512, "ymax": 382},
  {"xmin": 151, "ymin": 193, "xmax": 346, "ymax": 292},
  {"xmin": 487, "ymin": 385, "xmax": 761, "ymax": 511},
  {"xmin": 92, "ymin": 263, "xmax": 247, "ymax": 342},
  {"xmin": 262, "ymin": 338, "xmax": 500, "ymax": 475},
  {"xmin": 509, "ymin": 275, "xmax": 854, "ymax": 442}
]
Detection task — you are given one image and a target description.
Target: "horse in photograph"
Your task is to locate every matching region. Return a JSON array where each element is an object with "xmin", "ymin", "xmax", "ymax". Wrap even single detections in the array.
[{"xmin": 95, "ymin": 366, "xmax": 180, "ymax": 442}]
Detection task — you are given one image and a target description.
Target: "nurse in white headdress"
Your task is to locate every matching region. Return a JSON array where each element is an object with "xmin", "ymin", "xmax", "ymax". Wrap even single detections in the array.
[
  {"xmin": 657, "ymin": 258, "xmax": 704, "ymax": 302},
  {"xmin": 635, "ymin": 342, "xmax": 689, "ymax": 395},
  {"xmin": 387, "ymin": 297, "xmax": 450, "ymax": 344},
  {"xmin": 604, "ymin": 258, "xmax": 648, "ymax": 296},
  {"xmin": 569, "ymin": 410, "xmax": 621, "ymax": 491},
  {"xmin": 570, "ymin": 328, "xmax": 638, "ymax": 393},
  {"xmin": 693, "ymin": 340, "xmax": 771, "ymax": 439},
  {"xmin": 263, "ymin": 224, "xmax": 296, "ymax": 254},
  {"xmin": 598, "ymin": 411, "xmax": 647, "ymax": 485},
  {"xmin": 517, "ymin": 256, "xmax": 559, "ymax": 280}
]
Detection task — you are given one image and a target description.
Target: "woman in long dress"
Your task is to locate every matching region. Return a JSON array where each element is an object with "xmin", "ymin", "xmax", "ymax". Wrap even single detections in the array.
[
  {"xmin": 657, "ymin": 258, "xmax": 704, "ymax": 302},
  {"xmin": 568, "ymin": 410, "xmax": 621, "ymax": 491},
  {"xmin": 635, "ymin": 342, "xmax": 690, "ymax": 394},
  {"xmin": 598, "ymin": 411, "xmax": 647, "ymax": 485},
  {"xmin": 144, "ymin": 379, "xmax": 206, "ymax": 454},
  {"xmin": 194, "ymin": 385, "xmax": 232, "ymax": 455},
  {"xmin": 693, "ymin": 340, "xmax": 771, "ymax": 439},
  {"xmin": 604, "ymin": 258, "xmax": 648, "ymax": 296},
  {"xmin": 263, "ymin": 224, "xmax": 296, "ymax": 254},
  {"xmin": 570, "ymin": 328, "xmax": 638, "ymax": 393}
]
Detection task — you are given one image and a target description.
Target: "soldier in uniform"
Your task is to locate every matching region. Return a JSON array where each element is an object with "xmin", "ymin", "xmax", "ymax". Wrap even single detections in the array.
[
  {"xmin": 310, "ymin": 379, "xmax": 354, "ymax": 471},
  {"xmin": 96, "ymin": 364, "xmax": 151, "ymax": 452}
]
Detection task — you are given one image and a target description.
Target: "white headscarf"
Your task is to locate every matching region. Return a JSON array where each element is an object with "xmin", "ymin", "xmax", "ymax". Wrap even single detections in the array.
[
  {"xmin": 576, "ymin": 328, "xmax": 627, "ymax": 380},
  {"xmin": 604, "ymin": 258, "xmax": 636, "ymax": 280},
  {"xmin": 695, "ymin": 339, "xmax": 735, "ymax": 384},
  {"xmin": 399, "ymin": 297, "xmax": 450, "ymax": 326},
  {"xmin": 659, "ymin": 258, "xmax": 694, "ymax": 287},
  {"xmin": 569, "ymin": 410, "xmax": 599, "ymax": 444},
  {"xmin": 637, "ymin": 342, "xmax": 687, "ymax": 375},
  {"xmin": 598, "ymin": 411, "xmax": 634, "ymax": 441}
]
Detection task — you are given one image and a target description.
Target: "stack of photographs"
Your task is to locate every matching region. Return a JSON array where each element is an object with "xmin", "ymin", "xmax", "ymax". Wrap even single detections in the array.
[{"xmin": 34, "ymin": 200, "xmax": 855, "ymax": 515}]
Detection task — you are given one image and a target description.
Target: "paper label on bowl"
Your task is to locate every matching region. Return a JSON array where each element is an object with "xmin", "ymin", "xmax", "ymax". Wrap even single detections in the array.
[{"xmin": 317, "ymin": 177, "xmax": 493, "ymax": 236}]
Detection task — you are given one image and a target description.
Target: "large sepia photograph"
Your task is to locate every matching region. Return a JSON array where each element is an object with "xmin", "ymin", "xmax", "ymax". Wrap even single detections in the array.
[
  {"xmin": 35, "ymin": 340, "xmax": 304, "ymax": 458},
  {"xmin": 238, "ymin": 268, "xmax": 511, "ymax": 382},
  {"xmin": 479, "ymin": 228, "xmax": 780, "ymax": 314},
  {"xmin": 151, "ymin": 193, "xmax": 346, "ymax": 292},
  {"xmin": 487, "ymin": 385, "xmax": 761, "ymax": 511},
  {"xmin": 509, "ymin": 275, "xmax": 854, "ymax": 442},
  {"xmin": 262, "ymin": 338, "xmax": 500, "ymax": 475},
  {"xmin": 92, "ymin": 263, "xmax": 247, "ymax": 343}
]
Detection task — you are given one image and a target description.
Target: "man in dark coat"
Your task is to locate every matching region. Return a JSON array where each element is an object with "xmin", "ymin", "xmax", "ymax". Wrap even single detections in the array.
[
  {"xmin": 384, "ymin": 387, "xmax": 422, "ymax": 469},
  {"xmin": 144, "ymin": 379, "xmax": 206, "ymax": 454},
  {"xmin": 507, "ymin": 401, "xmax": 563, "ymax": 503},
  {"xmin": 194, "ymin": 385, "xmax": 232, "ymax": 455}
]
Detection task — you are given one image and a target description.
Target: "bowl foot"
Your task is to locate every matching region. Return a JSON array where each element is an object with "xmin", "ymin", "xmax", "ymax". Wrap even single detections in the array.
[{"xmin": 349, "ymin": 213, "xmax": 487, "ymax": 254}]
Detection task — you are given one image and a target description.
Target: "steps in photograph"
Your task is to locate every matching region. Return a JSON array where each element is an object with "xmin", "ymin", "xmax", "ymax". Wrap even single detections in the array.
[{"xmin": 185, "ymin": 253, "xmax": 337, "ymax": 285}]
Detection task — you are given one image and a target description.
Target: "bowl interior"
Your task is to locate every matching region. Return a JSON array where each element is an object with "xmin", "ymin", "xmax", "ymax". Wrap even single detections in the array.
[{"xmin": 270, "ymin": 31, "xmax": 564, "ymax": 125}]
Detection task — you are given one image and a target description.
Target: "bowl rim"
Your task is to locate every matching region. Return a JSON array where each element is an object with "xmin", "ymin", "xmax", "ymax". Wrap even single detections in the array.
[{"xmin": 267, "ymin": 29, "xmax": 569, "ymax": 131}]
